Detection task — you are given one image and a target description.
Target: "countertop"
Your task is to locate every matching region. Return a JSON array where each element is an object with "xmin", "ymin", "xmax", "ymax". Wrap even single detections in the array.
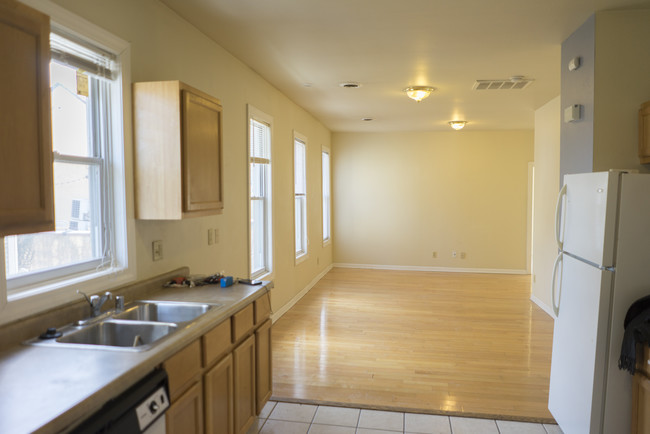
[{"xmin": 0, "ymin": 281, "xmax": 272, "ymax": 434}]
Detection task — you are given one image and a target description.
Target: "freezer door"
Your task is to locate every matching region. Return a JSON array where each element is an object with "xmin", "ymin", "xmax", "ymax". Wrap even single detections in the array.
[
  {"xmin": 557, "ymin": 171, "xmax": 620, "ymax": 267},
  {"xmin": 548, "ymin": 254, "xmax": 613, "ymax": 434}
]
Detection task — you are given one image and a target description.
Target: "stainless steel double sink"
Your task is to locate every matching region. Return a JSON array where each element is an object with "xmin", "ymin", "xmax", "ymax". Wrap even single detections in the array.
[{"xmin": 27, "ymin": 300, "xmax": 222, "ymax": 352}]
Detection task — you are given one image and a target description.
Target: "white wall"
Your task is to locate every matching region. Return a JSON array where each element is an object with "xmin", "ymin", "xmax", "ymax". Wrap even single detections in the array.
[
  {"xmin": 531, "ymin": 97, "xmax": 560, "ymax": 315},
  {"xmin": 332, "ymin": 130, "xmax": 533, "ymax": 272}
]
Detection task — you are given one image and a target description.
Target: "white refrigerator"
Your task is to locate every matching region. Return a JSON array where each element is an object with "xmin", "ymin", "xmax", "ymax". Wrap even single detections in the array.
[{"xmin": 549, "ymin": 170, "xmax": 650, "ymax": 434}]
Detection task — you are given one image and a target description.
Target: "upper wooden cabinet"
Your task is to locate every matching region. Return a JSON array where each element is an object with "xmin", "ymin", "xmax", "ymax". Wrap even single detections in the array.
[
  {"xmin": 0, "ymin": 0, "xmax": 54, "ymax": 236},
  {"xmin": 133, "ymin": 81, "xmax": 223, "ymax": 219},
  {"xmin": 639, "ymin": 101, "xmax": 650, "ymax": 164}
]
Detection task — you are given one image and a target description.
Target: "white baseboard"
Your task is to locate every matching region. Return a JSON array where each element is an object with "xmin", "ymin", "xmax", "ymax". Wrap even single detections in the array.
[
  {"xmin": 271, "ymin": 264, "xmax": 333, "ymax": 323},
  {"xmin": 333, "ymin": 263, "xmax": 528, "ymax": 275},
  {"xmin": 531, "ymin": 294, "xmax": 556, "ymax": 319}
]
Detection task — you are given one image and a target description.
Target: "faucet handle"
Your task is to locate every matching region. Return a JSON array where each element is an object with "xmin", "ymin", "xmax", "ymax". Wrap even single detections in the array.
[{"xmin": 115, "ymin": 295, "xmax": 125, "ymax": 312}]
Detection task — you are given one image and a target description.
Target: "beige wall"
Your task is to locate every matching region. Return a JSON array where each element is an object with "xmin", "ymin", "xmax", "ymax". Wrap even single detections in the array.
[
  {"xmin": 593, "ymin": 10, "xmax": 650, "ymax": 173},
  {"xmin": 332, "ymin": 131, "xmax": 533, "ymax": 271},
  {"xmin": 531, "ymin": 97, "xmax": 561, "ymax": 314},
  {"xmin": 51, "ymin": 0, "xmax": 333, "ymax": 313}
]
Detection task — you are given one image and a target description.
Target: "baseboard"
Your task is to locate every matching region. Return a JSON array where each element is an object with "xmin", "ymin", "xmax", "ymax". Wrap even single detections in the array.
[
  {"xmin": 271, "ymin": 264, "xmax": 333, "ymax": 323},
  {"xmin": 531, "ymin": 294, "xmax": 556, "ymax": 319},
  {"xmin": 333, "ymin": 263, "xmax": 528, "ymax": 275}
]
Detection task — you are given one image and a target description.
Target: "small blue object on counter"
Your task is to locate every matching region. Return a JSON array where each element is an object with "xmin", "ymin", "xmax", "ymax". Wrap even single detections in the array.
[{"xmin": 220, "ymin": 276, "xmax": 234, "ymax": 287}]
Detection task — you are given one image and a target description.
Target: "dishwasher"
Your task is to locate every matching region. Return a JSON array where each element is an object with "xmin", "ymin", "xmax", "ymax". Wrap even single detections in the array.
[{"xmin": 70, "ymin": 369, "xmax": 169, "ymax": 434}]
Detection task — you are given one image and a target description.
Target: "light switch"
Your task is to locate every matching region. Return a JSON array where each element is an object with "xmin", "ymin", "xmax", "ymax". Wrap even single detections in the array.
[{"xmin": 152, "ymin": 240, "xmax": 163, "ymax": 261}]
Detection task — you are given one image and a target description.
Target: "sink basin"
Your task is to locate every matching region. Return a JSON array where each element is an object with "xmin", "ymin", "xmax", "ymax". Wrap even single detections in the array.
[
  {"xmin": 57, "ymin": 320, "xmax": 178, "ymax": 348},
  {"xmin": 113, "ymin": 300, "xmax": 220, "ymax": 324}
]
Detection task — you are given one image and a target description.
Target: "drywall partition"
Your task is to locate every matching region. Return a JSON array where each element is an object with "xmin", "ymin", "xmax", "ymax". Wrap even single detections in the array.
[
  {"xmin": 559, "ymin": 15, "xmax": 595, "ymax": 182},
  {"xmin": 46, "ymin": 0, "xmax": 333, "ymax": 316},
  {"xmin": 531, "ymin": 96, "xmax": 561, "ymax": 316},
  {"xmin": 332, "ymin": 130, "xmax": 533, "ymax": 272},
  {"xmin": 560, "ymin": 10, "xmax": 650, "ymax": 178}
]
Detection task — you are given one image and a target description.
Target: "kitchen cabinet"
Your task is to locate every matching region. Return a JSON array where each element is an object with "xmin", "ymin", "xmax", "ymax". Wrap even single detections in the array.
[
  {"xmin": 640, "ymin": 101, "xmax": 650, "ymax": 164},
  {"xmin": 632, "ymin": 344, "xmax": 650, "ymax": 434},
  {"xmin": 164, "ymin": 292, "xmax": 272, "ymax": 434},
  {"xmin": 133, "ymin": 81, "xmax": 223, "ymax": 219},
  {"xmin": 0, "ymin": 0, "xmax": 54, "ymax": 236},
  {"xmin": 167, "ymin": 381, "xmax": 204, "ymax": 434}
]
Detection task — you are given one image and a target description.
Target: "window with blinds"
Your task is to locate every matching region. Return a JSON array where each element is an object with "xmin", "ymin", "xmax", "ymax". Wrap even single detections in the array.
[
  {"xmin": 249, "ymin": 113, "xmax": 272, "ymax": 278},
  {"xmin": 322, "ymin": 150, "xmax": 331, "ymax": 243},
  {"xmin": 294, "ymin": 136, "xmax": 307, "ymax": 258},
  {"xmin": 4, "ymin": 28, "xmax": 120, "ymax": 289}
]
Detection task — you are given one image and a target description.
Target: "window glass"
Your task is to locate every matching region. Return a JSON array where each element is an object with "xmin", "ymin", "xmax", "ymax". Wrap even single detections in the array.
[
  {"xmin": 294, "ymin": 138, "xmax": 307, "ymax": 257},
  {"xmin": 322, "ymin": 150, "xmax": 331, "ymax": 242},
  {"xmin": 249, "ymin": 117, "xmax": 272, "ymax": 278},
  {"xmin": 4, "ymin": 33, "xmax": 115, "ymax": 284}
]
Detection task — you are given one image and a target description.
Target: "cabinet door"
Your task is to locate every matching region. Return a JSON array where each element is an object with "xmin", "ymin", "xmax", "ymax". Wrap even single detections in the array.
[
  {"xmin": 204, "ymin": 354, "xmax": 234, "ymax": 434},
  {"xmin": 0, "ymin": 0, "xmax": 54, "ymax": 236},
  {"xmin": 166, "ymin": 381, "xmax": 204, "ymax": 434},
  {"xmin": 182, "ymin": 89, "xmax": 223, "ymax": 213},
  {"xmin": 255, "ymin": 320, "xmax": 272, "ymax": 413},
  {"xmin": 233, "ymin": 334, "xmax": 256, "ymax": 434}
]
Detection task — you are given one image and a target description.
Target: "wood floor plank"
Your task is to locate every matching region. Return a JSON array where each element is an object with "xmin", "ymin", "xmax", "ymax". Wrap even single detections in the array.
[{"xmin": 271, "ymin": 268, "xmax": 555, "ymax": 422}]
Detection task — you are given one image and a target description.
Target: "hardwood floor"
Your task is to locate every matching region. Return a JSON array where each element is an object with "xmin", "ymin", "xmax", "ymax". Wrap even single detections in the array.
[{"xmin": 271, "ymin": 268, "xmax": 555, "ymax": 423}]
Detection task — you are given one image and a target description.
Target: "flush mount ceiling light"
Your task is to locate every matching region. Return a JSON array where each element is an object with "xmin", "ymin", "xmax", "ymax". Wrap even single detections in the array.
[
  {"xmin": 448, "ymin": 120, "xmax": 467, "ymax": 130},
  {"xmin": 404, "ymin": 86, "xmax": 436, "ymax": 102}
]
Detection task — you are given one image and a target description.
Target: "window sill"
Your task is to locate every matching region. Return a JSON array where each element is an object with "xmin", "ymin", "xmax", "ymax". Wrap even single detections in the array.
[{"xmin": 295, "ymin": 253, "xmax": 309, "ymax": 266}]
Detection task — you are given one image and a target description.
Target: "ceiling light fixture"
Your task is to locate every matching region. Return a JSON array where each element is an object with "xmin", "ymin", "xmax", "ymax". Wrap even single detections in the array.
[
  {"xmin": 404, "ymin": 86, "xmax": 435, "ymax": 102},
  {"xmin": 448, "ymin": 120, "xmax": 467, "ymax": 130}
]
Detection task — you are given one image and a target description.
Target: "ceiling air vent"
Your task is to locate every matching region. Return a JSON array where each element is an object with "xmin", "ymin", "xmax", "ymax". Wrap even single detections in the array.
[{"xmin": 473, "ymin": 76, "xmax": 533, "ymax": 90}]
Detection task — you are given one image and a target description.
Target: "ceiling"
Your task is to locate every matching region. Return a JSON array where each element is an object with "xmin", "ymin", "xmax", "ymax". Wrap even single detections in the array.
[{"xmin": 160, "ymin": 0, "xmax": 648, "ymax": 133}]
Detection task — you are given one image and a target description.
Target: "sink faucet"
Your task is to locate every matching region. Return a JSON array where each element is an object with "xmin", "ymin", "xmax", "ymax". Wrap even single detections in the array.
[{"xmin": 78, "ymin": 290, "xmax": 113, "ymax": 317}]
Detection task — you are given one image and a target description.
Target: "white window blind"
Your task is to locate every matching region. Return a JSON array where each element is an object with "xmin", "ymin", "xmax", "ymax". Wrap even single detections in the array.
[{"xmin": 50, "ymin": 30, "xmax": 117, "ymax": 80}]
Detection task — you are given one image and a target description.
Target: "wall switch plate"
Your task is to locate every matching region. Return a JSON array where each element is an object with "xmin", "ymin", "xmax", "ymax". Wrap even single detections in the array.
[
  {"xmin": 460, "ymin": 252, "xmax": 466, "ymax": 259},
  {"xmin": 432, "ymin": 251, "xmax": 437, "ymax": 258},
  {"xmin": 452, "ymin": 251, "xmax": 457, "ymax": 258},
  {"xmin": 214, "ymin": 228, "xmax": 219, "ymax": 244},
  {"xmin": 152, "ymin": 240, "xmax": 163, "ymax": 261},
  {"xmin": 208, "ymin": 229, "xmax": 214, "ymax": 245}
]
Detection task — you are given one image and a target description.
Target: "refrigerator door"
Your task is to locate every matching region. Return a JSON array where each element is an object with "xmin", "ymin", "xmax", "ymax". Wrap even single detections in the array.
[
  {"xmin": 548, "ymin": 253, "xmax": 613, "ymax": 434},
  {"xmin": 557, "ymin": 171, "xmax": 620, "ymax": 267}
]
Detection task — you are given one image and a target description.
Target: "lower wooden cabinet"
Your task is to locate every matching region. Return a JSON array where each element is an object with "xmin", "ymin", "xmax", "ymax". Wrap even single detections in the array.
[
  {"xmin": 166, "ymin": 381, "xmax": 204, "ymax": 434},
  {"xmin": 255, "ymin": 320, "xmax": 272, "ymax": 411},
  {"xmin": 204, "ymin": 354, "xmax": 234, "ymax": 434},
  {"xmin": 233, "ymin": 334, "xmax": 256, "ymax": 434},
  {"xmin": 164, "ymin": 294, "xmax": 272, "ymax": 434}
]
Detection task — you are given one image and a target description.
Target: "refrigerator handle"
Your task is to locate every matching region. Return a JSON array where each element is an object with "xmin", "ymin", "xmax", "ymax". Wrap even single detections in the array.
[
  {"xmin": 551, "ymin": 252, "xmax": 563, "ymax": 317},
  {"xmin": 554, "ymin": 184, "xmax": 567, "ymax": 250}
]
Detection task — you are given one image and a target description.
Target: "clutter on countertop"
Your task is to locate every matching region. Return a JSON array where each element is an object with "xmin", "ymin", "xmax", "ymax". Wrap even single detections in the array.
[
  {"xmin": 163, "ymin": 273, "xmax": 257, "ymax": 288},
  {"xmin": 618, "ymin": 294, "xmax": 650, "ymax": 374}
]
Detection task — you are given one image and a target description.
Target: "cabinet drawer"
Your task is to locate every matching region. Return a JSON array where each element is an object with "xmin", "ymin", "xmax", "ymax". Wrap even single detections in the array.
[
  {"xmin": 254, "ymin": 293, "xmax": 271, "ymax": 324},
  {"xmin": 164, "ymin": 339, "xmax": 202, "ymax": 401},
  {"xmin": 203, "ymin": 319, "xmax": 232, "ymax": 367},
  {"xmin": 232, "ymin": 304, "xmax": 254, "ymax": 343}
]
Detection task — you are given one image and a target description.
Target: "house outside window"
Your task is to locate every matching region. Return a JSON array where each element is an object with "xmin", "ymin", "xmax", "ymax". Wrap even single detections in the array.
[
  {"xmin": 294, "ymin": 133, "xmax": 308, "ymax": 260},
  {"xmin": 248, "ymin": 106, "xmax": 273, "ymax": 279}
]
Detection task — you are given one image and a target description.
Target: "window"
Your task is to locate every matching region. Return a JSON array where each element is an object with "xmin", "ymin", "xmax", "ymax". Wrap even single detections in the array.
[
  {"xmin": 294, "ymin": 134, "xmax": 308, "ymax": 259},
  {"xmin": 248, "ymin": 107, "xmax": 273, "ymax": 279},
  {"xmin": 0, "ymin": 4, "xmax": 134, "ymax": 324},
  {"xmin": 322, "ymin": 149, "xmax": 331, "ymax": 243}
]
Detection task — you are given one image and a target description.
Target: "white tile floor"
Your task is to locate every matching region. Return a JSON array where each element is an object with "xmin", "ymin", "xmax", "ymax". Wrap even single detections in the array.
[{"xmin": 248, "ymin": 401, "xmax": 563, "ymax": 434}]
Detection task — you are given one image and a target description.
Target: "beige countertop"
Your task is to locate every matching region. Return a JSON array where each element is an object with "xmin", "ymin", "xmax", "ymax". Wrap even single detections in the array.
[{"xmin": 0, "ymin": 281, "xmax": 272, "ymax": 434}]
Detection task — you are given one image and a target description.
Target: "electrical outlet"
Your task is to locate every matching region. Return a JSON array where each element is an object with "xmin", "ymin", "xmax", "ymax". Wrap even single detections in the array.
[
  {"xmin": 208, "ymin": 229, "xmax": 214, "ymax": 245},
  {"xmin": 460, "ymin": 252, "xmax": 466, "ymax": 259},
  {"xmin": 152, "ymin": 240, "xmax": 163, "ymax": 261},
  {"xmin": 452, "ymin": 251, "xmax": 457, "ymax": 258},
  {"xmin": 432, "ymin": 251, "xmax": 437, "ymax": 258}
]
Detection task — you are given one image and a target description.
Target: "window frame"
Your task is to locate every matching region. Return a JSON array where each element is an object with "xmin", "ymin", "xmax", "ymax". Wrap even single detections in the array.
[
  {"xmin": 0, "ymin": 0, "xmax": 136, "ymax": 326},
  {"xmin": 247, "ymin": 105, "xmax": 273, "ymax": 280},
  {"xmin": 293, "ymin": 132, "xmax": 308, "ymax": 263},
  {"xmin": 322, "ymin": 147, "xmax": 331, "ymax": 245}
]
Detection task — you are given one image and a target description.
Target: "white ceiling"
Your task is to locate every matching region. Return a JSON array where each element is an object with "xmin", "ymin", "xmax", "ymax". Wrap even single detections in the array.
[{"xmin": 160, "ymin": 0, "xmax": 648, "ymax": 132}]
